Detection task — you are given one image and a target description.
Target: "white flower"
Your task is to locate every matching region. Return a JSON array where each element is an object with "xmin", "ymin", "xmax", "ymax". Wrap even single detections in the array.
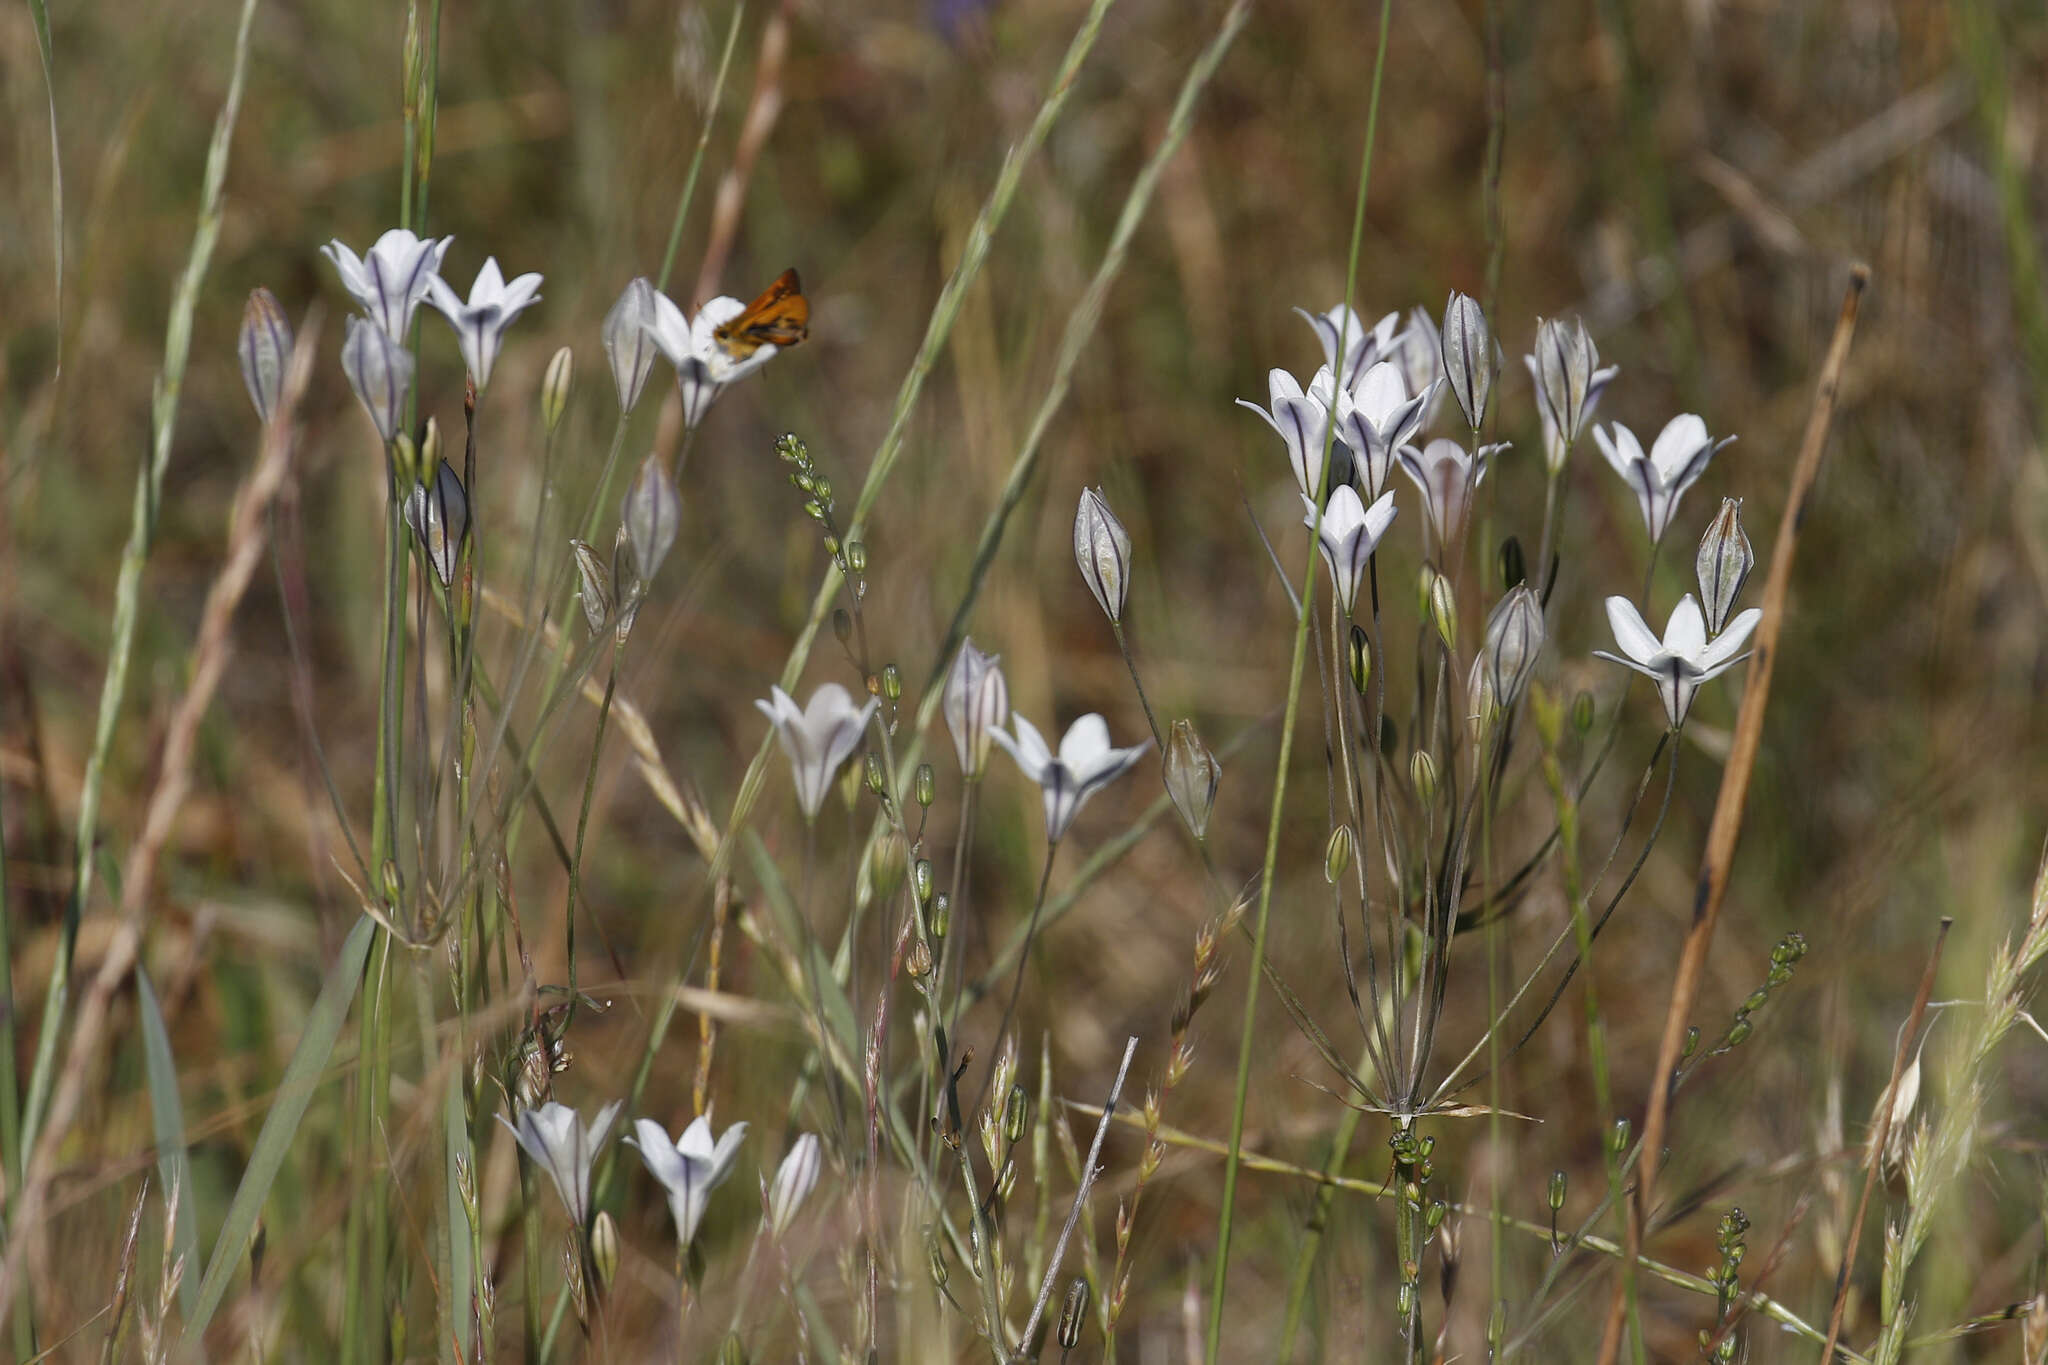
[
  {"xmin": 991, "ymin": 713, "xmax": 1150, "ymax": 843},
  {"xmin": 1595, "ymin": 594, "xmax": 1762, "ymax": 729},
  {"xmin": 322, "ymin": 228, "xmax": 454, "ymax": 342},
  {"xmin": 340, "ymin": 315, "xmax": 415, "ymax": 445},
  {"xmin": 497, "ymin": 1100, "xmax": 623, "ymax": 1229},
  {"xmin": 1397, "ymin": 437, "xmax": 1506, "ymax": 551},
  {"xmin": 754, "ymin": 683, "xmax": 879, "ymax": 818},
  {"xmin": 1593, "ymin": 415, "xmax": 1734, "ymax": 543},
  {"xmin": 1294, "ymin": 303, "xmax": 1401, "ymax": 395},
  {"xmin": 1303, "ymin": 485, "xmax": 1397, "ymax": 615},
  {"xmin": 944, "ymin": 639, "xmax": 1009, "ymax": 780},
  {"xmin": 644, "ymin": 290, "xmax": 779, "ymax": 429},
  {"xmin": 425, "ymin": 257, "xmax": 543, "ymax": 390},
  {"xmin": 1073, "ymin": 487, "xmax": 1134, "ymax": 624},
  {"xmin": 1523, "ymin": 316, "xmax": 1617, "ymax": 473},
  {"xmin": 765, "ymin": 1132, "xmax": 822, "ymax": 1237},
  {"xmin": 602, "ymin": 278, "xmax": 662, "ymax": 412},
  {"xmin": 1334, "ymin": 361, "xmax": 1435, "ymax": 498},
  {"xmin": 627, "ymin": 1115, "xmax": 749, "ymax": 1250},
  {"xmin": 1237, "ymin": 367, "xmax": 1334, "ymax": 499}
]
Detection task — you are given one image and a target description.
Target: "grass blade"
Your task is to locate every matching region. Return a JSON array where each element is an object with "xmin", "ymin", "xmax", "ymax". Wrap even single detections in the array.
[
  {"xmin": 183, "ymin": 913, "xmax": 376, "ymax": 1342},
  {"xmin": 135, "ymin": 969, "xmax": 200, "ymax": 1320}
]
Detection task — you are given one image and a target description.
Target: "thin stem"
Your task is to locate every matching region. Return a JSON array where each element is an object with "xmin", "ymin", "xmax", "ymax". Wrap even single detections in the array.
[{"xmin": 1209, "ymin": 4, "xmax": 1391, "ymax": 1354}]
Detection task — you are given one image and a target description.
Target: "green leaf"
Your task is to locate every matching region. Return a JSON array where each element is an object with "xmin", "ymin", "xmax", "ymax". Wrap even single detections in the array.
[
  {"xmin": 183, "ymin": 914, "xmax": 376, "ymax": 1341},
  {"xmin": 136, "ymin": 968, "xmax": 200, "ymax": 1319}
]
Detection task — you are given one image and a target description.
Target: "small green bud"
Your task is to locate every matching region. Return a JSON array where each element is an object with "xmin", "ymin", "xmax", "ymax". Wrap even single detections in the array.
[
  {"xmin": 846, "ymin": 539, "xmax": 867, "ymax": 574},
  {"xmin": 1324, "ymin": 825, "xmax": 1354, "ymax": 883},
  {"xmin": 391, "ymin": 431, "xmax": 421, "ymax": 488},
  {"xmin": 913, "ymin": 858, "xmax": 936, "ymax": 907},
  {"xmin": 542, "ymin": 346, "xmax": 574, "ymax": 434},
  {"xmin": 813, "ymin": 476, "xmax": 833, "ymax": 507},
  {"xmin": 1429, "ymin": 575, "xmax": 1459, "ymax": 650},
  {"xmin": 1348, "ymin": 624, "xmax": 1372, "ymax": 694},
  {"xmin": 1409, "ymin": 750, "xmax": 1438, "ymax": 806},
  {"xmin": 1682, "ymin": 1025, "xmax": 1701, "ymax": 1059},
  {"xmin": 1725, "ymin": 1017, "xmax": 1753, "ymax": 1048},
  {"xmin": 915, "ymin": 762, "xmax": 936, "ymax": 808},
  {"xmin": 930, "ymin": 893, "xmax": 951, "ymax": 942},
  {"xmin": 1572, "ymin": 690, "xmax": 1597, "ymax": 734},
  {"xmin": 1003, "ymin": 1086, "xmax": 1029, "ymax": 1145},
  {"xmin": 1547, "ymin": 1169, "xmax": 1567, "ymax": 1211},
  {"xmin": 881, "ymin": 663, "xmax": 902, "ymax": 702},
  {"xmin": 863, "ymin": 751, "xmax": 886, "ymax": 796},
  {"xmin": 907, "ymin": 938, "xmax": 933, "ymax": 980},
  {"xmin": 1610, "ymin": 1117, "xmax": 1631, "ymax": 1154},
  {"xmin": 588, "ymin": 1210, "xmax": 619, "ymax": 1290}
]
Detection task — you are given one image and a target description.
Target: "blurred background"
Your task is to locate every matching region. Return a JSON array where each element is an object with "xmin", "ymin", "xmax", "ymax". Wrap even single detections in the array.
[{"xmin": 2, "ymin": 0, "xmax": 2046, "ymax": 1357}]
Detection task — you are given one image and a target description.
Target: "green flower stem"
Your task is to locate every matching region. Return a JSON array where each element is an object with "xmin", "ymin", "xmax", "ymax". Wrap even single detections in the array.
[{"xmin": 1207, "ymin": 2, "xmax": 1390, "ymax": 1356}]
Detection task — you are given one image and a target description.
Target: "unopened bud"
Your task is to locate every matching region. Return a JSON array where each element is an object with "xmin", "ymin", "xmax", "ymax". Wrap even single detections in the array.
[
  {"xmin": 239, "ymin": 287, "xmax": 293, "ymax": 425},
  {"xmin": 1003, "ymin": 1086, "xmax": 1029, "ymax": 1144},
  {"xmin": 1547, "ymin": 1169, "xmax": 1567, "ymax": 1211},
  {"xmin": 1484, "ymin": 585, "xmax": 1545, "ymax": 704},
  {"xmin": 1058, "ymin": 1277, "xmax": 1091, "ymax": 1349},
  {"xmin": 621, "ymin": 454, "xmax": 681, "ymax": 583},
  {"xmin": 402, "ymin": 459, "xmax": 469, "ymax": 588},
  {"xmin": 588, "ymin": 1211, "xmax": 619, "ymax": 1290},
  {"xmin": 1695, "ymin": 497, "xmax": 1754, "ymax": 634},
  {"xmin": 907, "ymin": 938, "xmax": 933, "ymax": 980},
  {"xmin": 542, "ymin": 346, "xmax": 574, "ymax": 434},
  {"xmin": 1440, "ymin": 291, "xmax": 1495, "ymax": 431},
  {"xmin": 1410, "ymin": 751, "xmax": 1438, "ymax": 805},
  {"xmin": 846, "ymin": 539, "xmax": 868, "ymax": 575},
  {"xmin": 1429, "ymin": 575, "xmax": 1458, "ymax": 650},
  {"xmin": 602, "ymin": 278, "xmax": 659, "ymax": 412},
  {"xmin": 1163, "ymin": 719, "xmax": 1221, "ymax": 841},
  {"xmin": 1073, "ymin": 486, "xmax": 1133, "ymax": 624},
  {"xmin": 1324, "ymin": 825, "xmax": 1354, "ymax": 883},
  {"xmin": 930, "ymin": 893, "xmax": 951, "ymax": 942},
  {"xmin": 863, "ymin": 751, "xmax": 886, "ymax": 796},
  {"xmin": 1348, "ymin": 624, "xmax": 1372, "ymax": 694},
  {"xmin": 914, "ymin": 763, "xmax": 936, "ymax": 808},
  {"xmin": 571, "ymin": 540, "xmax": 613, "ymax": 636},
  {"xmin": 341, "ymin": 315, "xmax": 414, "ymax": 446},
  {"xmin": 881, "ymin": 663, "xmax": 902, "ymax": 702},
  {"xmin": 913, "ymin": 858, "xmax": 935, "ymax": 907}
]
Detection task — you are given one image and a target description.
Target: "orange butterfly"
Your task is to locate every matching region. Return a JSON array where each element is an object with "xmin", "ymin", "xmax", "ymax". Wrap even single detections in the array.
[{"xmin": 712, "ymin": 268, "xmax": 810, "ymax": 361}]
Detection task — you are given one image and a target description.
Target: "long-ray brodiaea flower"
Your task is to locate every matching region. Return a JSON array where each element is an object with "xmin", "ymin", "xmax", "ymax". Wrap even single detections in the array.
[
  {"xmin": 1238, "ymin": 367, "xmax": 1334, "ymax": 499},
  {"xmin": 1295, "ymin": 303, "xmax": 1402, "ymax": 395},
  {"xmin": 1398, "ymin": 437, "xmax": 1506, "ymax": 551},
  {"xmin": 1334, "ymin": 361, "xmax": 1435, "ymax": 498},
  {"xmin": 426, "ymin": 257, "xmax": 543, "ymax": 390},
  {"xmin": 991, "ymin": 713, "xmax": 1150, "ymax": 843},
  {"xmin": 1594, "ymin": 414, "xmax": 1734, "ymax": 543},
  {"xmin": 322, "ymin": 228, "xmax": 454, "ymax": 342},
  {"xmin": 1304, "ymin": 485, "xmax": 1398, "ymax": 615},
  {"xmin": 498, "ymin": 1100, "xmax": 623, "ymax": 1229},
  {"xmin": 755, "ymin": 683, "xmax": 879, "ymax": 818},
  {"xmin": 627, "ymin": 1114, "xmax": 749, "ymax": 1250},
  {"xmin": 643, "ymin": 289, "xmax": 781, "ymax": 428},
  {"xmin": 1595, "ymin": 593, "xmax": 1761, "ymax": 729}
]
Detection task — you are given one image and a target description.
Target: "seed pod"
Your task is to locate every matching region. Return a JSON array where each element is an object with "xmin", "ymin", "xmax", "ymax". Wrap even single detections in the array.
[
  {"xmin": 1058, "ymin": 1277, "xmax": 1091, "ymax": 1349},
  {"xmin": 1324, "ymin": 825, "xmax": 1354, "ymax": 883}
]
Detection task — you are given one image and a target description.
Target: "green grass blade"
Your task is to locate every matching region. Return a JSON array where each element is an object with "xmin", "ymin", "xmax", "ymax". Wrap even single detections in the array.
[
  {"xmin": 183, "ymin": 913, "xmax": 376, "ymax": 1342},
  {"xmin": 25, "ymin": 0, "xmax": 63, "ymax": 373},
  {"xmin": 135, "ymin": 968, "xmax": 200, "ymax": 1320}
]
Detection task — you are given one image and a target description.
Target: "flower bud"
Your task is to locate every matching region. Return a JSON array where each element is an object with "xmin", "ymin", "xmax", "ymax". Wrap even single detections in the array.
[
  {"xmin": 1440, "ymin": 291, "xmax": 1494, "ymax": 432},
  {"xmin": 1410, "ymin": 750, "xmax": 1438, "ymax": 805},
  {"xmin": 402, "ymin": 460, "xmax": 469, "ymax": 588},
  {"xmin": 602, "ymin": 277, "xmax": 660, "ymax": 412},
  {"xmin": 943, "ymin": 640, "xmax": 1009, "ymax": 780},
  {"xmin": 913, "ymin": 858, "xmax": 936, "ymax": 907},
  {"xmin": 1073, "ymin": 486, "xmax": 1133, "ymax": 624},
  {"xmin": 863, "ymin": 750, "xmax": 886, "ymax": 796},
  {"xmin": 845, "ymin": 539, "xmax": 868, "ymax": 575},
  {"xmin": 1163, "ymin": 719, "xmax": 1221, "ymax": 841},
  {"xmin": 1465, "ymin": 654, "xmax": 1497, "ymax": 743},
  {"xmin": 1695, "ymin": 497, "xmax": 1754, "ymax": 634},
  {"xmin": 767, "ymin": 1133, "xmax": 822, "ymax": 1236},
  {"xmin": 930, "ymin": 892, "xmax": 951, "ymax": 942},
  {"xmin": 588, "ymin": 1211, "xmax": 620, "ymax": 1290},
  {"xmin": 609, "ymin": 527, "xmax": 642, "ymax": 641},
  {"xmin": 1324, "ymin": 825, "xmax": 1353, "ymax": 883},
  {"xmin": 570, "ymin": 539, "xmax": 613, "ymax": 636},
  {"xmin": 620, "ymin": 453, "xmax": 681, "ymax": 583},
  {"xmin": 1428, "ymin": 575, "xmax": 1459, "ymax": 651},
  {"xmin": 1547, "ymin": 1169, "xmax": 1567, "ymax": 1212},
  {"xmin": 914, "ymin": 762, "xmax": 936, "ymax": 808},
  {"xmin": 239, "ymin": 287, "xmax": 292, "ymax": 425},
  {"xmin": 881, "ymin": 663, "xmax": 902, "ymax": 702},
  {"xmin": 1348, "ymin": 624, "xmax": 1372, "ymax": 694},
  {"xmin": 1526, "ymin": 316, "xmax": 1613, "ymax": 472},
  {"xmin": 1003, "ymin": 1085, "xmax": 1029, "ymax": 1144},
  {"xmin": 907, "ymin": 937, "xmax": 933, "ymax": 979},
  {"xmin": 1058, "ymin": 1277, "xmax": 1091, "ymax": 1350},
  {"xmin": 1572, "ymin": 690, "xmax": 1596, "ymax": 734},
  {"xmin": 542, "ymin": 345, "xmax": 574, "ymax": 434},
  {"xmin": 341, "ymin": 315, "xmax": 415, "ymax": 445},
  {"xmin": 1484, "ymin": 585, "xmax": 1545, "ymax": 704}
]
